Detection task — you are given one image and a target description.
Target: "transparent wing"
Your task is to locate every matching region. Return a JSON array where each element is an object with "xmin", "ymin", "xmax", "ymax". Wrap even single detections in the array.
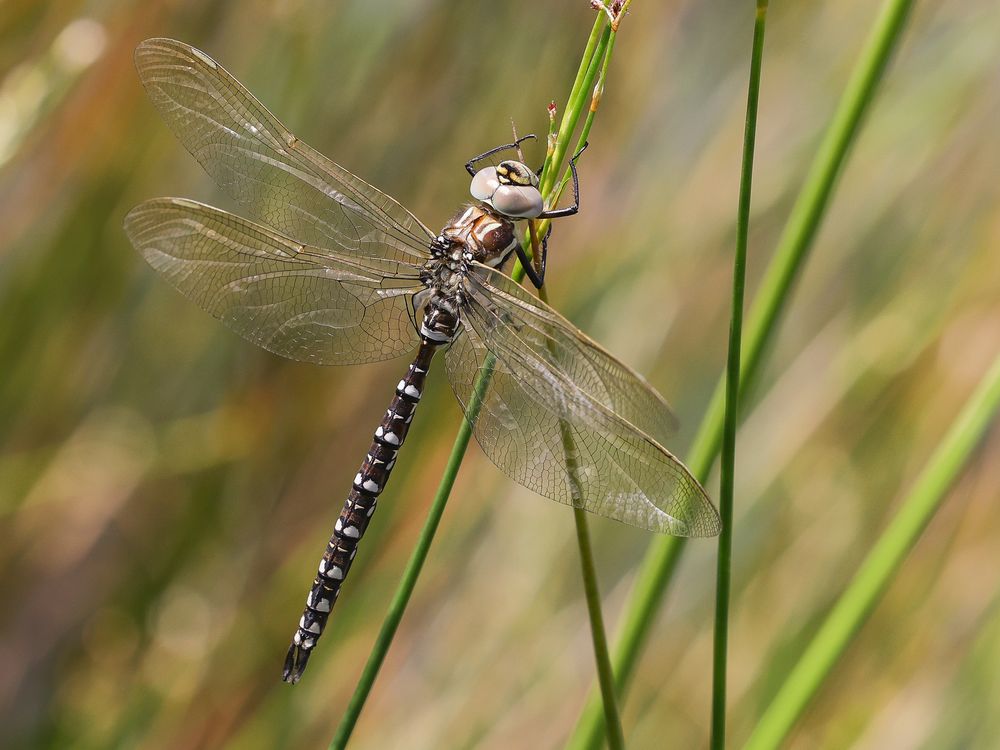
[
  {"xmin": 124, "ymin": 198, "xmax": 423, "ymax": 365},
  {"xmin": 134, "ymin": 38, "xmax": 433, "ymax": 262},
  {"xmin": 445, "ymin": 265, "xmax": 720, "ymax": 536},
  {"xmin": 468, "ymin": 265, "xmax": 681, "ymax": 446}
]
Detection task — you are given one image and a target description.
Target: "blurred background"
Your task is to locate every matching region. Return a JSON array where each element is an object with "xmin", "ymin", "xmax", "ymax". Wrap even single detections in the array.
[{"xmin": 1, "ymin": 1, "xmax": 999, "ymax": 748}]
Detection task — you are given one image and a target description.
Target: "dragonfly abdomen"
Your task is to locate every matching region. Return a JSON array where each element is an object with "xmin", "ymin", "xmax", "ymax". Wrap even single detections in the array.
[{"xmin": 282, "ymin": 333, "xmax": 442, "ymax": 683}]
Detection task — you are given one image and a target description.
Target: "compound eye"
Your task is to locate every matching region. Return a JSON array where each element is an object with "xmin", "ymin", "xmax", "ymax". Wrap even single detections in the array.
[
  {"xmin": 470, "ymin": 167, "xmax": 499, "ymax": 201},
  {"xmin": 491, "ymin": 185, "xmax": 544, "ymax": 219},
  {"xmin": 496, "ymin": 160, "xmax": 539, "ymax": 187}
]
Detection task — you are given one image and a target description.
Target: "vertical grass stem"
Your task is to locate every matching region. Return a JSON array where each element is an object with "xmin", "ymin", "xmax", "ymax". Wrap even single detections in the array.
[
  {"xmin": 568, "ymin": 1, "xmax": 917, "ymax": 747},
  {"xmin": 711, "ymin": 3, "xmax": 768, "ymax": 747}
]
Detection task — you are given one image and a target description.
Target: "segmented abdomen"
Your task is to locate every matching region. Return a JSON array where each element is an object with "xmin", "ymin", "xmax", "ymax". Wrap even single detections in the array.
[{"xmin": 282, "ymin": 339, "xmax": 437, "ymax": 683}]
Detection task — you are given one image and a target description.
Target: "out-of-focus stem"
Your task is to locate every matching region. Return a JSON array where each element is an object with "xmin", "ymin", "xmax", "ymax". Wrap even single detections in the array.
[
  {"xmin": 568, "ymin": 0, "xmax": 917, "ymax": 747},
  {"xmin": 711, "ymin": 2, "xmax": 768, "ymax": 748},
  {"xmin": 744, "ymin": 351, "xmax": 1000, "ymax": 750}
]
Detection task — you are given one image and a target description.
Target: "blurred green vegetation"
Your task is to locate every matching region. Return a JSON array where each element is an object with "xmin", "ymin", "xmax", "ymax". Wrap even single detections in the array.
[{"xmin": 1, "ymin": 2, "xmax": 998, "ymax": 749}]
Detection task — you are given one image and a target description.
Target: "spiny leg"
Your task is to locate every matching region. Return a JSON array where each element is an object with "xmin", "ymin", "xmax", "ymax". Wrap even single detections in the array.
[
  {"xmin": 468, "ymin": 138, "xmax": 587, "ymax": 288},
  {"xmin": 465, "ymin": 134, "xmax": 537, "ymax": 177},
  {"xmin": 514, "ymin": 142, "xmax": 588, "ymax": 289},
  {"xmin": 536, "ymin": 141, "xmax": 588, "ymax": 220},
  {"xmin": 513, "ymin": 222, "xmax": 553, "ymax": 290}
]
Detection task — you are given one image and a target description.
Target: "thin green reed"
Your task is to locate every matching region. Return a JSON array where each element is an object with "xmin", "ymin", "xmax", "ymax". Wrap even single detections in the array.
[
  {"xmin": 540, "ymin": 276, "xmax": 626, "ymax": 750},
  {"xmin": 744, "ymin": 351, "xmax": 1000, "ymax": 750},
  {"xmin": 526, "ymin": 11, "xmax": 631, "ymax": 749},
  {"xmin": 711, "ymin": 3, "xmax": 768, "ymax": 748},
  {"xmin": 569, "ymin": 1, "xmax": 917, "ymax": 747},
  {"xmin": 331, "ymin": 10, "xmax": 625, "ymax": 748}
]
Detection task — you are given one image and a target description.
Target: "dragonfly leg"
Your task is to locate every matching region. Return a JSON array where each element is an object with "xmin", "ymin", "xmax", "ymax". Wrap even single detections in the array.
[
  {"xmin": 465, "ymin": 135, "xmax": 537, "ymax": 176},
  {"xmin": 536, "ymin": 223, "xmax": 553, "ymax": 287},
  {"xmin": 514, "ymin": 242, "xmax": 543, "ymax": 290},
  {"xmin": 536, "ymin": 142, "xmax": 588, "ymax": 220},
  {"xmin": 513, "ymin": 222, "xmax": 554, "ymax": 290}
]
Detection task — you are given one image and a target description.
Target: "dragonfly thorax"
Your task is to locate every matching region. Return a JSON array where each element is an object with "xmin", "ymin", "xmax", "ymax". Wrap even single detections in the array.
[
  {"xmin": 439, "ymin": 205, "xmax": 518, "ymax": 269},
  {"xmin": 419, "ymin": 203, "xmax": 522, "ymax": 339}
]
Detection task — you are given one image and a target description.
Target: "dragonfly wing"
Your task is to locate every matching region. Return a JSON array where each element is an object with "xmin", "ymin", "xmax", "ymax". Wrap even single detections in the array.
[
  {"xmin": 444, "ymin": 265, "xmax": 720, "ymax": 536},
  {"xmin": 124, "ymin": 198, "xmax": 423, "ymax": 365},
  {"xmin": 134, "ymin": 38, "xmax": 433, "ymax": 262},
  {"xmin": 467, "ymin": 265, "xmax": 681, "ymax": 446}
]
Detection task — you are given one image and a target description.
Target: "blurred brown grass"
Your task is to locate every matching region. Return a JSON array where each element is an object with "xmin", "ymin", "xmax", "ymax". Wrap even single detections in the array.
[{"xmin": 1, "ymin": 1, "xmax": 998, "ymax": 748}]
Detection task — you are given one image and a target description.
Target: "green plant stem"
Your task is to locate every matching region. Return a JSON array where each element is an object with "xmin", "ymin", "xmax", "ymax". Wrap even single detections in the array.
[
  {"xmin": 573, "ymin": 505, "xmax": 626, "ymax": 750},
  {"xmin": 329, "ymin": 357, "xmax": 495, "ymax": 750},
  {"xmin": 539, "ymin": 278, "xmax": 626, "ymax": 750},
  {"xmin": 518, "ymin": 25, "xmax": 609, "ymax": 272},
  {"xmin": 744, "ymin": 351, "xmax": 1000, "ymax": 750},
  {"xmin": 539, "ymin": 15, "xmax": 605, "ymax": 182},
  {"xmin": 539, "ymin": 23, "xmax": 609, "ymax": 200},
  {"xmin": 549, "ymin": 23, "xmax": 617, "ymax": 212},
  {"xmin": 529, "ymin": 13, "xmax": 632, "ymax": 748},
  {"xmin": 711, "ymin": 3, "xmax": 768, "ymax": 748},
  {"xmin": 332, "ymin": 13, "xmax": 622, "ymax": 749},
  {"xmin": 568, "ymin": 1, "xmax": 916, "ymax": 747}
]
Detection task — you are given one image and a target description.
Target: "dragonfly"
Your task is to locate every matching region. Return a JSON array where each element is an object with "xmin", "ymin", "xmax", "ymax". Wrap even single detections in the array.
[{"xmin": 124, "ymin": 38, "xmax": 721, "ymax": 684}]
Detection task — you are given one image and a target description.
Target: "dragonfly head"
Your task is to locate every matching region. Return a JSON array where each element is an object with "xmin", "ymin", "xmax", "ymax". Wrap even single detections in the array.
[{"xmin": 470, "ymin": 160, "xmax": 543, "ymax": 219}]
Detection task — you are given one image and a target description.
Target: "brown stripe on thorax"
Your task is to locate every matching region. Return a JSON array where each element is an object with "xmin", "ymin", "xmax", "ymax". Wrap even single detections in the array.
[{"xmin": 442, "ymin": 204, "xmax": 517, "ymax": 266}]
